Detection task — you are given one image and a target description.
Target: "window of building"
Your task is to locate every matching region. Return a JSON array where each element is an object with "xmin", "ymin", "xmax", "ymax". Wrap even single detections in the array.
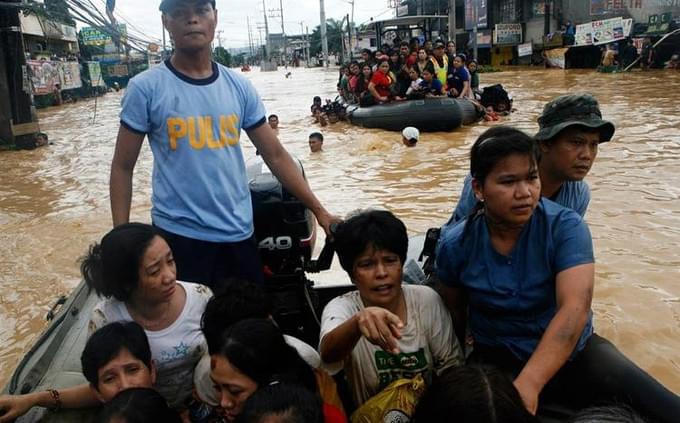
[{"xmin": 497, "ymin": 0, "xmax": 519, "ymax": 23}]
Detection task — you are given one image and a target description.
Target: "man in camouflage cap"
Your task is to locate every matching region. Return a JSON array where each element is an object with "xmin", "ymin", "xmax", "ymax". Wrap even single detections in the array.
[
  {"xmin": 534, "ymin": 93, "xmax": 614, "ymax": 217},
  {"xmin": 449, "ymin": 93, "xmax": 614, "ymax": 223}
]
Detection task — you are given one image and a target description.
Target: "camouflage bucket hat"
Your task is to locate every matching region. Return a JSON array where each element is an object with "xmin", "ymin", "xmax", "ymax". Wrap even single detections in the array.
[{"xmin": 535, "ymin": 93, "xmax": 615, "ymax": 143}]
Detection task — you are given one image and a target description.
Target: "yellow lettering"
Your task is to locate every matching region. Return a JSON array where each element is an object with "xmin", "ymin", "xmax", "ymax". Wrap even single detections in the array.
[
  {"xmin": 219, "ymin": 114, "xmax": 240, "ymax": 146},
  {"xmin": 202, "ymin": 116, "xmax": 222, "ymax": 149},
  {"xmin": 167, "ymin": 118, "xmax": 187, "ymax": 151},
  {"xmin": 226, "ymin": 115, "xmax": 239, "ymax": 146},
  {"xmin": 187, "ymin": 117, "xmax": 205, "ymax": 149}
]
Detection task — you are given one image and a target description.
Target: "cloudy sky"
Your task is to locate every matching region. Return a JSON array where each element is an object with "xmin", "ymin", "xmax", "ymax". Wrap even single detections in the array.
[{"xmin": 97, "ymin": 0, "xmax": 395, "ymax": 49}]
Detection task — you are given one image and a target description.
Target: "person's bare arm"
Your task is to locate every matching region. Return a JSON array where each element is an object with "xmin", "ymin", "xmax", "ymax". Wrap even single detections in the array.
[
  {"xmin": 320, "ymin": 307, "xmax": 404, "ymax": 364},
  {"xmin": 246, "ymin": 124, "xmax": 339, "ymax": 236},
  {"xmin": 513, "ymin": 263, "xmax": 594, "ymax": 414},
  {"xmin": 436, "ymin": 282, "xmax": 468, "ymax": 347},
  {"xmin": 462, "ymin": 80, "xmax": 471, "ymax": 98},
  {"xmin": 110, "ymin": 125, "xmax": 144, "ymax": 227},
  {"xmin": 0, "ymin": 385, "xmax": 100, "ymax": 423},
  {"xmin": 368, "ymin": 81, "xmax": 387, "ymax": 102}
]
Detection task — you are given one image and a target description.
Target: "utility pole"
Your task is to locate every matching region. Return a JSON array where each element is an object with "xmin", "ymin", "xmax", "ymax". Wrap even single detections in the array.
[
  {"xmin": 262, "ymin": 0, "xmax": 271, "ymax": 62},
  {"xmin": 217, "ymin": 30, "xmax": 224, "ymax": 48},
  {"xmin": 544, "ymin": 0, "xmax": 551, "ymax": 36},
  {"xmin": 0, "ymin": 0, "xmax": 40, "ymax": 149},
  {"xmin": 319, "ymin": 0, "xmax": 329, "ymax": 67},
  {"xmin": 339, "ymin": 15, "xmax": 346, "ymax": 63},
  {"xmin": 247, "ymin": 17, "xmax": 254, "ymax": 60},
  {"xmin": 306, "ymin": 25, "xmax": 310, "ymax": 66},
  {"xmin": 349, "ymin": 0, "xmax": 355, "ymax": 55},
  {"xmin": 447, "ymin": 0, "xmax": 456, "ymax": 43},
  {"xmin": 472, "ymin": 0, "xmax": 478, "ymax": 60},
  {"xmin": 280, "ymin": 0, "xmax": 287, "ymax": 67},
  {"xmin": 346, "ymin": 13, "xmax": 352, "ymax": 60}
]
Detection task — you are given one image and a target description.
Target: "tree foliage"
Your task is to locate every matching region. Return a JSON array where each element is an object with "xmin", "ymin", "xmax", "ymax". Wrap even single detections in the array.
[
  {"xmin": 309, "ymin": 18, "xmax": 354, "ymax": 59},
  {"xmin": 213, "ymin": 46, "xmax": 232, "ymax": 67}
]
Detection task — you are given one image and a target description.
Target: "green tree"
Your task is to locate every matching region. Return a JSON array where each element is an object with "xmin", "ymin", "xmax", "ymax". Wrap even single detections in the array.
[
  {"xmin": 310, "ymin": 18, "xmax": 355, "ymax": 61},
  {"xmin": 213, "ymin": 46, "xmax": 232, "ymax": 67}
]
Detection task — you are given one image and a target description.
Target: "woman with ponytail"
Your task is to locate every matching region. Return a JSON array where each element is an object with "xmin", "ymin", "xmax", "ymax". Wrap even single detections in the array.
[
  {"xmin": 0, "ymin": 223, "xmax": 212, "ymax": 420},
  {"xmin": 84, "ymin": 223, "xmax": 212, "ymax": 409}
]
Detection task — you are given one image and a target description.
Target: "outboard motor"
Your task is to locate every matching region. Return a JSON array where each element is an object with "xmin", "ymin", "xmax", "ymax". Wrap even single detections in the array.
[{"xmin": 246, "ymin": 156, "xmax": 333, "ymax": 345}]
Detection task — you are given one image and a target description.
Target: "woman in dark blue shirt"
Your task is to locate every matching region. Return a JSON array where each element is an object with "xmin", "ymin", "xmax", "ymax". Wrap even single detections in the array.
[{"xmin": 436, "ymin": 126, "xmax": 680, "ymax": 423}]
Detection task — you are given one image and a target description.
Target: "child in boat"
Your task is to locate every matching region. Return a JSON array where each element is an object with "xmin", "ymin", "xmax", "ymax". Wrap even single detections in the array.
[
  {"xmin": 405, "ymin": 67, "xmax": 425, "ymax": 99},
  {"xmin": 468, "ymin": 60, "xmax": 481, "ymax": 98},
  {"xmin": 419, "ymin": 67, "xmax": 445, "ymax": 97},
  {"xmin": 237, "ymin": 383, "xmax": 325, "ymax": 423},
  {"xmin": 319, "ymin": 209, "xmax": 463, "ymax": 406},
  {"xmin": 0, "ymin": 321, "xmax": 157, "ymax": 419}
]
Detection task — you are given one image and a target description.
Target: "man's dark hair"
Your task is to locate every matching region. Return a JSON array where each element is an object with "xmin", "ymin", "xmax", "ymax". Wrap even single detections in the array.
[
  {"xmin": 81, "ymin": 322, "xmax": 152, "ymax": 387},
  {"xmin": 201, "ymin": 278, "xmax": 272, "ymax": 353},
  {"xmin": 400, "ymin": 41, "xmax": 410, "ymax": 48},
  {"xmin": 268, "ymin": 114, "xmax": 278, "ymax": 121},
  {"xmin": 160, "ymin": 0, "xmax": 216, "ymax": 13},
  {"xmin": 309, "ymin": 132, "xmax": 324, "ymax": 142},
  {"xmin": 413, "ymin": 365, "xmax": 539, "ymax": 423},
  {"xmin": 334, "ymin": 209, "xmax": 408, "ymax": 275},
  {"xmin": 237, "ymin": 383, "xmax": 324, "ymax": 423},
  {"xmin": 80, "ymin": 223, "xmax": 163, "ymax": 302},
  {"xmin": 97, "ymin": 388, "xmax": 181, "ymax": 423}
]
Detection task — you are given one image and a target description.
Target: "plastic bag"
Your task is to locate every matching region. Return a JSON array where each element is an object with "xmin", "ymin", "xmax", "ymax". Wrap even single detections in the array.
[{"xmin": 350, "ymin": 374, "xmax": 426, "ymax": 423}]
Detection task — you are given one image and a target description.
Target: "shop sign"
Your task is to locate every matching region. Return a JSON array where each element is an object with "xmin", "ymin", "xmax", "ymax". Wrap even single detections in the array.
[
  {"xmin": 26, "ymin": 60, "xmax": 82, "ymax": 95},
  {"xmin": 476, "ymin": 30, "xmax": 492, "ymax": 47},
  {"xmin": 80, "ymin": 24, "xmax": 127, "ymax": 46},
  {"xmin": 494, "ymin": 23, "xmax": 522, "ymax": 45},
  {"xmin": 574, "ymin": 17, "xmax": 632, "ymax": 46},
  {"xmin": 518, "ymin": 42, "xmax": 533, "ymax": 57},
  {"xmin": 647, "ymin": 13, "xmax": 673, "ymax": 34}
]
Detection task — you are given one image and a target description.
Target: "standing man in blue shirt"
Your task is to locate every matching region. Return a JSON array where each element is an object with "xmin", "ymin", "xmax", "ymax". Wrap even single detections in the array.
[
  {"xmin": 109, "ymin": 0, "xmax": 337, "ymax": 292},
  {"xmin": 450, "ymin": 94, "xmax": 614, "ymax": 223}
]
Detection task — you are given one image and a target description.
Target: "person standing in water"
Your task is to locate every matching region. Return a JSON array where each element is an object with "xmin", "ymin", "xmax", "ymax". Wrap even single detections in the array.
[{"xmin": 109, "ymin": 0, "xmax": 338, "ymax": 292}]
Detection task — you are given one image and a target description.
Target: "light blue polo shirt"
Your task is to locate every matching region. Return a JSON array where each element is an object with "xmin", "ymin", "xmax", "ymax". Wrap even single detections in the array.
[
  {"xmin": 449, "ymin": 174, "xmax": 591, "ymax": 224},
  {"xmin": 436, "ymin": 198, "xmax": 594, "ymax": 362},
  {"xmin": 120, "ymin": 60, "xmax": 266, "ymax": 242}
]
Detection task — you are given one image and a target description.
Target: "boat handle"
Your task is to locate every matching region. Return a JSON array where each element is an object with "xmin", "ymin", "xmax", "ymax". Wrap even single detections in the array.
[{"xmin": 46, "ymin": 295, "xmax": 67, "ymax": 321}]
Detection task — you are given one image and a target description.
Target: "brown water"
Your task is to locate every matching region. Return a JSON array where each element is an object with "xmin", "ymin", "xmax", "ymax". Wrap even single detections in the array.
[{"xmin": 1, "ymin": 67, "xmax": 679, "ymax": 393}]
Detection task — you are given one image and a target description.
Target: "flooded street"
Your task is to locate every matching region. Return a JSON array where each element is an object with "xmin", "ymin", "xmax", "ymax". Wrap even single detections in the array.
[{"xmin": 1, "ymin": 66, "xmax": 679, "ymax": 392}]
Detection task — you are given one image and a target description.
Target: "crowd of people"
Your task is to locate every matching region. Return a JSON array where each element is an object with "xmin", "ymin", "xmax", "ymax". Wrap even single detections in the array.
[
  {"xmin": 1, "ymin": 0, "xmax": 679, "ymax": 422},
  {"xmin": 334, "ymin": 38, "xmax": 480, "ymax": 108}
]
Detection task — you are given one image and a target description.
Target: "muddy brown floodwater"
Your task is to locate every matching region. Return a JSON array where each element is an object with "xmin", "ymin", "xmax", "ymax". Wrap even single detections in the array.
[{"xmin": 1, "ymin": 67, "xmax": 679, "ymax": 393}]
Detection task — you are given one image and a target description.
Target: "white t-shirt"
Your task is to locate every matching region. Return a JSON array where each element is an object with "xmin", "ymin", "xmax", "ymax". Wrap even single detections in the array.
[
  {"xmin": 89, "ymin": 281, "xmax": 213, "ymax": 408},
  {"xmin": 193, "ymin": 334, "xmax": 321, "ymax": 406},
  {"xmin": 320, "ymin": 284, "xmax": 463, "ymax": 405}
]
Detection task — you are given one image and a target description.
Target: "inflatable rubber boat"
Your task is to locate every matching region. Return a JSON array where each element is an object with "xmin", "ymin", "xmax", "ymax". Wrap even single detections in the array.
[{"xmin": 347, "ymin": 97, "xmax": 482, "ymax": 132}]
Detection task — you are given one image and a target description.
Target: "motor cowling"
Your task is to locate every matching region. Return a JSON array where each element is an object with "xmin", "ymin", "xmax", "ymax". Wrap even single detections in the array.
[{"xmin": 246, "ymin": 156, "xmax": 316, "ymax": 279}]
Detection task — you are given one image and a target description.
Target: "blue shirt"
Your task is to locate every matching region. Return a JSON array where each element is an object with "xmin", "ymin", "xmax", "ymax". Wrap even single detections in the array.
[
  {"xmin": 446, "ymin": 66, "xmax": 469, "ymax": 94},
  {"xmin": 436, "ymin": 198, "xmax": 594, "ymax": 362},
  {"xmin": 449, "ymin": 174, "xmax": 591, "ymax": 224},
  {"xmin": 120, "ymin": 60, "xmax": 267, "ymax": 242},
  {"xmin": 418, "ymin": 78, "xmax": 443, "ymax": 95}
]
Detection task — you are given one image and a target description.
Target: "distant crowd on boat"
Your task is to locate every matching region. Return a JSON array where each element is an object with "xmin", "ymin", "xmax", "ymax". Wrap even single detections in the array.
[{"xmin": 308, "ymin": 37, "xmax": 515, "ymax": 128}]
